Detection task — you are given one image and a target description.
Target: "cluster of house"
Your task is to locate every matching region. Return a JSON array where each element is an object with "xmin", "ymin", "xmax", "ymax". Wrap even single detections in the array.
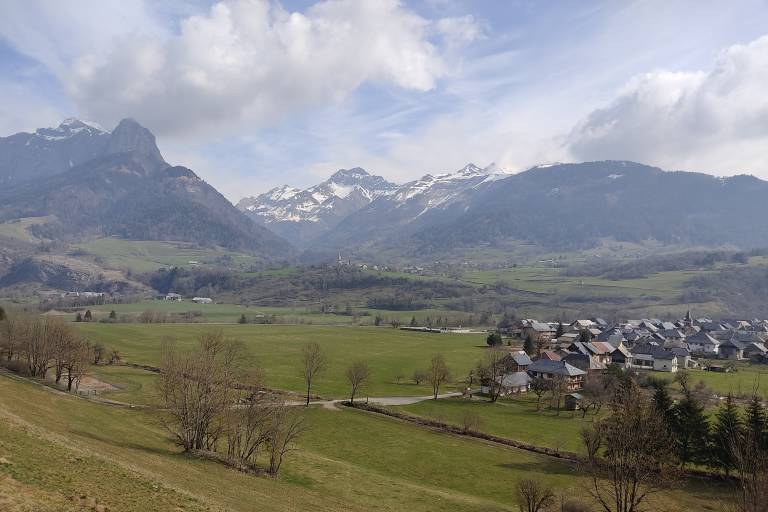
[{"xmin": 484, "ymin": 312, "xmax": 768, "ymax": 399}]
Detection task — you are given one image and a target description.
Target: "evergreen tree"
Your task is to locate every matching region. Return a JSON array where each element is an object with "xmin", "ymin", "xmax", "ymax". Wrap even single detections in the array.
[
  {"xmin": 745, "ymin": 395, "xmax": 767, "ymax": 450},
  {"xmin": 238, "ymin": 314, "xmax": 247, "ymax": 324},
  {"xmin": 652, "ymin": 383, "xmax": 675, "ymax": 427},
  {"xmin": 555, "ymin": 322, "xmax": 564, "ymax": 338},
  {"xmin": 673, "ymin": 391, "xmax": 710, "ymax": 467},
  {"xmin": 711, "ymin": 394, "xmax": 743, "ymax": 476},
  {"xmin": 486, "ymin": 332, "xmax": 502, "ymax": 347},
  {"xmin": 0, "ymin": 305, "xmax": 5, "ymax": 321},
  {"xmin": 410, "ymin": 316, "xmax": 417, "ymax": 327},
  {"xmin": 84, "ymin": 309, "xmax": 93, "ymax": 322},
  {"xmin": 523, "ymin": 334, "xmax": 536, "ymax": 356},
  {"xmin": 109, "ymin": 310, "xmax": 117, "ymax": 320},
  {"xmin": 579, "ymin": 329, "xmax": 591, "ymax": 344},
  {"xmin": 75, "ymin": 312, "xmax": 83, "ymax": 322}
]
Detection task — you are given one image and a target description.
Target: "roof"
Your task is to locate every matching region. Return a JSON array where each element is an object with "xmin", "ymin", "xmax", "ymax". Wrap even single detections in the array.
[
  {"xmin": 687, "ymin": 331, "xmax": 720, "ymax": 346},
  {"xmin": 507, "ymin": 351, "xmax": 532, "ymax": 366},
  {"xmin": 530, "ymin": 322, "xmax": 552, "ymax": 332},
  {"xmin": 497, "ymin": 372, "xmax": 531, "ymax": 388},
  {"xmin": 590, "ymin": 341, "xmax": 615, "ymax": 354},
  {"xmin": 537, "ymin": 350, "xmax": 561, "ymax": 361},
  {"xmin": 630, "ymin": 343, "xmax": 676, "ymax": 360},
  {"xmin": 528, "ymin": 359, "xmax": 586, "ymax": 377}
]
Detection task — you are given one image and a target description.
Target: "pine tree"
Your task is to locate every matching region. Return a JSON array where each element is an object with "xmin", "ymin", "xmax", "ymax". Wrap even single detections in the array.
[
  {"xmin": 84, "ymin": 309, "xmax": 92, "ymax": 322},
  {"xmin": 673, "ymin": 391, "xmax": 710, "ymax": 467},
  {"xmin": 0, "ymin": 306, "xmax": 5, "ymax": 321},
  {"xmin": 410, "ymin": 316, "xmax": 417, "ymax": 327},
  {"xmin": 238, "ymin": 314, "xmax": 247, "ymax": 324},
  {"xmin": 75, "ymin": 312, "xmax": 83, "ymax": 322},
  {"xmin": 555, "ymin": 322, "xmax": 564, "ymax": 338},
  {"xmin": 711, "ymin": 394, "xmax": 743, "ymax": 475},
  {"xmin": 523, "ymin": 334, "xmax": 536, "ymax": 356},
  {"xmin": 109, "ymin": 310, "xmax": 117, "ymax": 320},
  {"xmin": 579, "ymin": 329, "xmax": 591, "ymax": 344},
  {"xmin": 746, "ymin": 395, "xmax": 767, "ymax": 450},
  {"xmin": 653, "ymin": 383, "xmax": 675, "ymax": 427}
]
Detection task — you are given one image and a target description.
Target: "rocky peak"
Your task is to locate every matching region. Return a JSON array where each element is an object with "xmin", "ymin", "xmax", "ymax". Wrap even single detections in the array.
[{"xmin": 105, "ymin": 118, "xmax": 166, "ymax": 170}]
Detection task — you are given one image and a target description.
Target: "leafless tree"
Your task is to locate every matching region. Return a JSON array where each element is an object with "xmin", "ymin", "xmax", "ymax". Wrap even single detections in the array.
[
  {"xmin": 458, "ymin": 409, "xmax": 482, "ymax": 433},
  {"xmin": 345, "ymin": 360, "xmax": 371, "ymax": 403},
  {"xmin": 300, "ymin": 342, "xmax": 326, "ymax": 406},
  {"xmin": 550, "ymin": 374, "xmax": 567, "ymax": 415},
  {"xmin": 63, "ymin": 337, "xmax": 91, "ymax": 391},
  {"xmin": 109, "ymin": 348, "xmax": 121, "ymax": 364},
  {"xmin": 266, "ymin": 404, "xmax": 306, "ymax": 476},
  {"xmin": 581, "ymin": 380, "xmax": 674, "ymax": 512},
  {"xmin": 516, "ymin": 478, "xmax": 555, "ymax": 512},
  {"xmin": 580, "ymin": 375, "xmax": 614, "ymax": 418},
  {"xmin": 475, "ymin": 346, "xmax": 510, "ymax": 402},
  {"xmin": 49, "ymin": 319, "xmax": 77, "ymax": 384},
  {"xmin": 23, "ymin": 317, "xmax": 52, "ymax": 378},
  {"xmin": 427, "ymin": 353, "xmax": 451, "ymax": 399},
  {"xmin": 158, "ymin": 330, "xmax": 242, "ymax": 451},
  {"xmin": 412, "ymin": 368, "xmax": 428, "ymax": 385},
  {"xmin": 530, "ymin": 377, "xmax": 550, "ymax": 412},
  {"xmin": 0, "ymin": 314, "xmax": 22, "ymax": 361},
  {"xmin": 225, "ymin": 394, "xmax": 275, "ymax": 467},
  {"xmin": 731, "ymin": 429, "xmax": 768, "ymax": 512},
  {"xmin": 92, "ymin": 342, "xmax": 105, "ymax": 365}
]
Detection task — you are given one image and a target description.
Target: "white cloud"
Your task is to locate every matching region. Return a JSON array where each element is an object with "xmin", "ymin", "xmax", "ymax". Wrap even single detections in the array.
[
  {"xmin": 567, "ymin": 34, "xmax": 768, "ymax": 175},
  {"xmin": 51, "ymin": 0, "xmax": 447, "ymax": 137}
]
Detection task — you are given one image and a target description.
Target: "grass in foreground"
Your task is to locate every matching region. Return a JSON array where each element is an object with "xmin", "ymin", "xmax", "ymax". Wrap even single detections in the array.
[{"xmin": 0, "ymin": 374, "xmax": 731, "ymax": 511}]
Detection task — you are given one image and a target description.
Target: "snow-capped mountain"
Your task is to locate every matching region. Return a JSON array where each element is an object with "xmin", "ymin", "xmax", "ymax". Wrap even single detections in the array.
[
  {"xmin": 0, "ymin": 118, "xmax": 111, "ymax": 186},
  {"xmin": 315, "ymin": 163, "xmax": 508, "ymax": 251},
  {"xmin": 237, "ymin": 168, "xmax": 398, "ymax": 245}
]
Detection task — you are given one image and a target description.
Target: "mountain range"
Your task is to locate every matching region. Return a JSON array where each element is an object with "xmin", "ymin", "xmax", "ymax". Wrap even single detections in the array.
[
  {"xmin": 3, "ymin": 118, "xmax": 768, "ymax": 270},
  {"xmin": 0, "ymin": 118, "xmax": 292, "ymax": 262}
]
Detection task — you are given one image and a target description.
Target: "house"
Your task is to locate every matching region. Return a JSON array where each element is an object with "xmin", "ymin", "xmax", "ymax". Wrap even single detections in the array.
[
  {"xmin": 191, "ymin": 297, "xmax": 213, "ymax": 304},
  {"xmin": 686, "ymin": 331, "xmax": 720, "ymax": 355},
  {"xmin": 482, "ymin": 372, "xmax": 531, "ymax": 395},
  {"xmin": 630, "ymin": 344, "xmax": 678, "ymax": 372},
  {"xmin": 536, "ymin": 350, "xmax": 562, "ymax": 361},
  {"xmin": 719, "ymin": 338, "xmax": 747, "ymax": 360},
  {"xmin": 527, "ymin": 360, "xmax": 586, "ymax": 391},
  {"xmin": 165, "ymin": 293, "xmax": 182, "ymax": 301},
  {"xmin": 503, "ymin": 351, "xmax": 532, "ymax": 372},
  {"xmin": 610, "ymin": 343, "xmax": 633, "ymax": 368},
  {"xmin": 744, "ymin": 342, "xmax": 768, "ymax": 360},
  {"xmin": 521, "ymin": 322, "xmax": 555, "ymax": 343},
  {"xmin": 668, "ymin": 346, "xmax": 693, "ymax": 369},
  {"xmin": 562, "ymin": 353, "xmax": 607, "ymax": 379},
  {"xmin": 564, "ymin": 393, "xmax": 583, "ymax": 411}
]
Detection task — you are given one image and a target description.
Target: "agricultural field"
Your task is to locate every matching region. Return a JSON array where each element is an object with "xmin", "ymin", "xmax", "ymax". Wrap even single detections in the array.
[
  {"xmin": 70, "ymin": 237, "xmax": 264, "ymax": 273},
  {"xmin": 0, "ymin": 369, "xmax": 733, "ymax": 511},
  {"xmin": 398, "ymin": 395, "xmax": 592, "ymax": 454},
  {"xmin": 75, "ymin": 323, "xmax": 487, "ymax": 399}
]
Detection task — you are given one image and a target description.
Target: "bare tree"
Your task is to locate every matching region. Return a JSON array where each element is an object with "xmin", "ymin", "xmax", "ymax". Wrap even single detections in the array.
[
  {"xmin": 23, "ymin": 317, "xmax": 52, "ymax": 378},
  {"xmin": 158, "ymin": 330, "xmax": 242, "ymax": 451},
  {"xmin": 345, "ymin": 360, "xmax": 371, "ymax": 403},
  {"xmin": 225, "ymin": 394, "xmax": 275, "ymax": 467},
  {"xmin": 550, "ymin": 374, "xmax": 567, "ymax": 415},
  {"xmin": 530, "ymin": 377, "xmax": 550, "ymax": 412},
  {"xmin": 300, "ymin": 342, "xmax": 326, "ymax": 406},
  {"xmin": 63, "ymin": 337, "xmax": 91, "ymax": 391},
  {"xmin": 0, "ymin": 314, "xmax": 22, "ymax": 361},
  {"xmin": 412, "ymin": 369, "xmax": 428, "ymax": 385},
  {"xmin": 49, "ymin": 319, "xmax": 76, "ymax": 384},
  {"xmin": 92, "ymin": 342, "xmax": 105, "ymax": 365},
  {"xmin": 427, "ymin": 353, "xmax": 451, "ymax": 400},
  {"xmin": 266, "ymin": 404, "xmax": 306, "ymax": 476},
  {"xmin": 581, "ymin": 380, "xmax": 674, "ymax": 512},
  {"xmin": 580, "ymin": 374, "xmax": 614, "ymax": 418},
  {"xmin": 516, "ymin": 478, "xmax": 555, "ymax": 512},
  {"xmin": 475, "ymin": 346, "xmax": 509, "ymax": 402}
]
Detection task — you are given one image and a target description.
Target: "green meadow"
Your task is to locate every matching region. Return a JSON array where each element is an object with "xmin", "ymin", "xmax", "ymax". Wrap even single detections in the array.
[{"xmin": 76, "ymin": 323, "xmax": 486, "ymax": 399}]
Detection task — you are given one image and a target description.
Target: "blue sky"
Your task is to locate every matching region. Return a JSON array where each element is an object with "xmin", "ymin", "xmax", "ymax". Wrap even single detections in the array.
[{"xmin": 1, "ymin": 0, "xmax": 768, "ymax": 200}]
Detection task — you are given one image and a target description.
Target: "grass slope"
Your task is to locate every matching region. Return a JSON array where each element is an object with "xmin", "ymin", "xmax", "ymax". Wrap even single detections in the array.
[{"xmin": 0, "ymin": 374, "xmax": 730, "ymax": 511}]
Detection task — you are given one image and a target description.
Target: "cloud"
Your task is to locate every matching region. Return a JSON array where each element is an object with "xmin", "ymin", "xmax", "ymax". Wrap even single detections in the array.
[
  {"xmin": 49, "ymin": 0, "xmax": 447, "ymax": 137},
  {"xmin": 567, "ymin": 34, "xmax": 768, "ymax": 174}
]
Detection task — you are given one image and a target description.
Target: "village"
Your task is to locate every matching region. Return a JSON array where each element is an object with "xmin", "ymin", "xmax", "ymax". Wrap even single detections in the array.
[{"xmin": 481, "ymin": 311, "xmax": 768, "ymax": 406}]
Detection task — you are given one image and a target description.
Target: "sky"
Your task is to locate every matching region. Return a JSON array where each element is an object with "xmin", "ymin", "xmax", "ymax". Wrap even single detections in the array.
[{"xmin": 1, "ymin": 0, "xmax": 768, "ymax": 201}]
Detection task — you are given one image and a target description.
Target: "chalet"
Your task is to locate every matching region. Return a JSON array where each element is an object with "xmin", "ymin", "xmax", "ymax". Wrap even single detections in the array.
[
  {"xmin": 165, "ymin": 293, "xmax": 182, "ymax": 301},
  {"xmin": 686, "ymin": 332, "xmax": 720, "ymax": 355},
  {"xmin": 502, "ymin": 351, "xmax": 532, "ymax": 372},
  {"xmin": 562, "ymin": 353, "xmax": 607, "ymax": 379},
  {"xmin": 668, "ymin": 346, "xmax": 694, "ymax": 369},
  {"xmin": 610, "ymin": 343, "xmax": 633, "ymax": 368},
  {"xmin": 719, "ymin": 338, "xmax": 747, "ymax": 360},
  {"xmin": 521, "ymin": 321, "xmax": 555, "ymax": 343},
  {"xmin": 527, "ymin": 360, "xmax": 586, "ymax": 391},
  {"xmin": 482, "ymin": 372, "xmax": 531, "ymax": 395},
  {"xmin": 630, "ymin": 344, "xmax": 678, "ymax": 372},
  {"xmin": 744, "ymin": 342, "xmax": 768, "ymax": 360}
]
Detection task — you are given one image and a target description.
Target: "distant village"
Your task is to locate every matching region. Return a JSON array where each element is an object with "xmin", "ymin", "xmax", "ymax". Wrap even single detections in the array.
[{"xmin": 479, "ymin": 312, "xmax": 768, "ymax": 405}]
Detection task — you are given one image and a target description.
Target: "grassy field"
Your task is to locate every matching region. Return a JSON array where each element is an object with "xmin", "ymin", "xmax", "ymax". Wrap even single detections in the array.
[
  {"xmin": 70, "ymin": 237, "xmax": 264, "ymax": 273},
  {"xmin": 0, "ymin": 372, "xmax": 734, "ymax": 511},
  {"xmin": 398, "ymin": 395, "xmax": 592, "ymax": 453},
  {"xmin": 75, "ymin": 324, "xmax": 486, "ymax": 399}
]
